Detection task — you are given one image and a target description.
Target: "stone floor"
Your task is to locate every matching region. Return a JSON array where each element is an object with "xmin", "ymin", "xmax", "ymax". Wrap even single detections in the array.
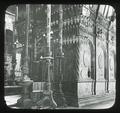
[
  {"xmin": 4, "ymin": 93, "xmax": 115, "ymax": 109},
  {"xmin": 4, "ymin": 95, "xmax": 21, "ymax": 106},
  {"xmin": 80, "ymin": 99, "xmax": 115, "ymax": 109}
]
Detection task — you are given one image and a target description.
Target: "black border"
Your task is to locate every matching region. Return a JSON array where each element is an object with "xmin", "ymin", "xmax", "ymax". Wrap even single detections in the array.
[{"xmin": 0, "ymin": 0, "xmax": 120, "ymax": 113}]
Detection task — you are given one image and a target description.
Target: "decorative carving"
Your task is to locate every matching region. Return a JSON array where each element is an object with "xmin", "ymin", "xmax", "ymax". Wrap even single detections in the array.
[
  {"xmin": 83, "ymin": 50, "xmax": 90, "ymax": 67},
  {"xmin": 109, "ymin": 56, "xmax": 114, "ymax": 71},
  {"xmin": 96, "ymin": 27, "xmax": 102, "ymax": 37},
  {"xmin": 109, "ymin": 59, "xmax": 113, "ymax": 71},
  {"xmin": 80, "ymin": 15, "xmax": 94, "ymax": 32},
  {"xmin": 82, "ymin": 6, "xmax": 90, "ymax": 17},
  {"xmin": 98, "ymin": 53, "xmax": 103, "ymax": 69}
]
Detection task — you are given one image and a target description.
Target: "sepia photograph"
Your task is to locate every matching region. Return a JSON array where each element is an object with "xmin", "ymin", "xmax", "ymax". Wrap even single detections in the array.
[{"xmin": 4, "ymin": 4, "xmax": 116, "ymax": 109}]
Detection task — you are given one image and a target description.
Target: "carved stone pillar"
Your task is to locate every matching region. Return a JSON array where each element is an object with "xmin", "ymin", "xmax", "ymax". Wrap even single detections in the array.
[
  {"xmin": 36, "ymin": 5, "xmax": 57, "ymax": 109},
  {"xmin": 53, "ymin": 5, "xmax": 67, "ymax": 107},
  {"xmin": 16, "ymin": 5, "xmax": 33, "ymax": 109}
]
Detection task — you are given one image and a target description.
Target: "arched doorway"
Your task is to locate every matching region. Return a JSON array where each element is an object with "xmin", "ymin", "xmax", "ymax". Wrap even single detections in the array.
[
  {"xmin": 78, "ymin": 39, "xmax": 95, "ymax": 98},
  {"xmin": 79, "ymin": 40, "xmax": 93, "ymax": 79}
]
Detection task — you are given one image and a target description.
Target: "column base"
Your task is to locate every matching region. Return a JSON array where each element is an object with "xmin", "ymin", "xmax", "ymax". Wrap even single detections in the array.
[
  {"xmin": 36, "ymin": 91, "xmax": 57, "ymax": 109},
  {"xmin": 53, "ymin": 82, "xmax": 67, "ymax": 107}
]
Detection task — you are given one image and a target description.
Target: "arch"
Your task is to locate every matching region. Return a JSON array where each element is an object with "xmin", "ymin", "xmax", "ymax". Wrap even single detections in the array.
[
  {"xmin": 78, "ymin": 39, "xmax": 95, "ymax": 79},
  {"xmin": 78, "ymin": 39, "xmax": 95, "ymax": 96}
]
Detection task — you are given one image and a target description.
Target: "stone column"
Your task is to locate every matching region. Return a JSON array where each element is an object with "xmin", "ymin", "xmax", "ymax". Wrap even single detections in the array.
[
  {"xmin": 106, "ymin": 10, "xmax": 115, "ymax": 93},
  {"xmin": 36, "ymin": 5, "xmax": 57, "ymax": 109},
  {"xmin": 93, "ymin": 5, "xmax": 100, "ymax": 95},
  {"xmin": 4, "ymin": 18, "xmax": 8, "ymax": 86},
  {"xmin": 53, "ymin": 5, "xmax": 67, "ymax": 107},
  {"xmin": 17, "ymin": 5, "xmax": 33, "ymax": 109}
]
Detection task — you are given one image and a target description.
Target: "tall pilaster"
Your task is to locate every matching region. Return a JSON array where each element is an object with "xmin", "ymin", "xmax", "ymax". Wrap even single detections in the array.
[{"xmin": 93, "ymin": 5, "xmax": 100, "ymax": 95}]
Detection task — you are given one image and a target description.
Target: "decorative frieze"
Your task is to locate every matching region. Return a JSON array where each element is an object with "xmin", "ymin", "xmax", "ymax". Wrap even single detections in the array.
[{"xmin": 79, "ymin": 15, "xmax": 94, "ymax": 34}]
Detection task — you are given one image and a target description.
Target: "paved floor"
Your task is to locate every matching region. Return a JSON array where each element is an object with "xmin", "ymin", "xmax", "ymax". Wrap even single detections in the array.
[
  {"xmin": 4, "ymin": 95, "xmax": 115, "ymax": 109},
  {"xmin": 4, "ymin": 95, "xmax": 21, "ymax": 106},
  {"xmin": 80, "ymin": 99, "xmax": 115, "ymax": 109}
]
